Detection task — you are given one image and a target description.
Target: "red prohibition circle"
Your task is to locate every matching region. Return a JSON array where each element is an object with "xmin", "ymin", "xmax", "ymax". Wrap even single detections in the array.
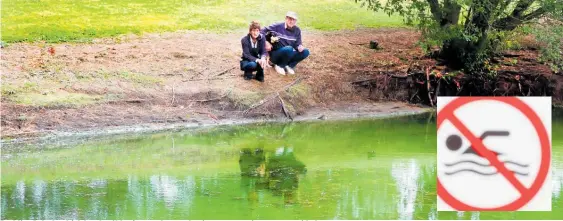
[{"xmin": 437, "ymin": 97, "xmax": 551, "ymax": 211}]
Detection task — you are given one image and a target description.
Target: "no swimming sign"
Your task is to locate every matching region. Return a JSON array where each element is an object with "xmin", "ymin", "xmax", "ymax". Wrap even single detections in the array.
[{"xmin": 437, "ymin": 97, "xmax": 552, "ymax": 211}]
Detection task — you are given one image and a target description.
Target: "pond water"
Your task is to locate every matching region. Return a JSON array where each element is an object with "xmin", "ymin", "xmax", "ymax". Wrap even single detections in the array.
[{"xmin": 1, "ymin": 111, "xmax": 562, "ymax": 219}]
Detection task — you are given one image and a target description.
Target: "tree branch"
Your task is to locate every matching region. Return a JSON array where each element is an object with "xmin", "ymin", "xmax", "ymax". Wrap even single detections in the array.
[
  {"xmin": 512, "ymin": 0, "xmax": 535, "ymax": 18},
  {"xmin": 493, "ymin": 1, "xmax": 546, "ymax": 31},
  {"xmin": 522, "ymin": 7, "xmax": 547, "ymax": 20}
]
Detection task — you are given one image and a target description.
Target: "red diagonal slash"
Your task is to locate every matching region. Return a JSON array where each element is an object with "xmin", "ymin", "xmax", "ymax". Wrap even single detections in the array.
[{"xmin": 442, "ymin": 111, "xmax": 528, "ymax": 194}]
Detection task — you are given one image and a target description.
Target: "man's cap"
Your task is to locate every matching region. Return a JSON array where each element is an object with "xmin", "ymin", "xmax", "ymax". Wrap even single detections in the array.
[{"xmin": 286, "ymin": 11, "xmax": 298, "ymax": 20}]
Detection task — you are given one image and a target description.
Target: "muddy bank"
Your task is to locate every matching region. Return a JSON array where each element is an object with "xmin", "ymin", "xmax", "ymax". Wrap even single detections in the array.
[
  {"xmin": 349, "ymin": 48, "xmax": 562, "ymax": 107},
  {"xmin": 353, "ymin": 70, "xmax": 563, "ymax": 107},
  {"xmin": 1, "ymin": 102, "xmax": 430, "ymax": 148},
  {"xmin": 1, "ymin": 28, "xmax": 561, "ymax": 142},
  {"xmin": 0, "ymin": 28, "xmax": 428, "ymax": 140}
]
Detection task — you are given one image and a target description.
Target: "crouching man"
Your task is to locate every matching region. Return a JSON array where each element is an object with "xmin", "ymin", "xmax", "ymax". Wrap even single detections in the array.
[{"xmin": 261, "ymin": 11, "xmax": 310, "ymax": 75}]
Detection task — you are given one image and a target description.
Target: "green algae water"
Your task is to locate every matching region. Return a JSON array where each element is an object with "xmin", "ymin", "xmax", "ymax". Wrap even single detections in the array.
[{"xmin": 1, "ymin": 111, "xmax": 562, "ymax": 219}]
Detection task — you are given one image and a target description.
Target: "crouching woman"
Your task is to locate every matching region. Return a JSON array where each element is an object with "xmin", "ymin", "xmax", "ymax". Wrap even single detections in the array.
[{"xmin": 240, "ymin": 21, "xmax": 268, "ymax": 82}]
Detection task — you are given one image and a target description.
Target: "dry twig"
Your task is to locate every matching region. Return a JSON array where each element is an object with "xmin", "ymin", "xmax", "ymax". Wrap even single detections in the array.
[
  {"xmin": 278, "ymin": 93, "xmax": 293, "ymax": 120},
  {"xmin": 243, "ymin": 76, "xmax": 306, "ymax": 115},
  {"xmin": 426, "ymin": 67, "xmax": 434, "ymax": 107}
]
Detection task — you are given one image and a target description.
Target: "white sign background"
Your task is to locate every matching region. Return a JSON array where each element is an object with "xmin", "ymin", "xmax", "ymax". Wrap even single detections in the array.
[{"xmin": 437, "ymin": 97, "xmax": 552, "ymax": 211}]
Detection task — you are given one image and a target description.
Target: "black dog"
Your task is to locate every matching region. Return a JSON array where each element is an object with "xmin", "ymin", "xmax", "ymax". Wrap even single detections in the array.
[{"xmin": 265, "ymin": 31, "xmax": 283, "ymax": 51}]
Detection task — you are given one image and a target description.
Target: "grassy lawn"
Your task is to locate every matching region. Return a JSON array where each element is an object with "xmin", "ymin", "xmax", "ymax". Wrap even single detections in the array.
[{"xmin": 1, "ymin": 0, "xmax": 404, "ymax": 43}]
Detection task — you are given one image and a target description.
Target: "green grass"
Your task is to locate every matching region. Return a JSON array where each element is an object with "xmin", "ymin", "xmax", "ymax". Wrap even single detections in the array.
[
  {"xmin": 1, "ymin": 69, "xmax": 164, "ymax": 107},
  {"xmin": 1, "ymin": 0, "xmax": 404, "ymax": 43},
  {"xmin": 1, "ymin": 80, "xmax": 101, "ymax": 108},
  {"xmin": 8, "ymin": 91, "xmax": 103, "ymax": 107},
  {"xmin": 287, "ymin": 82, "xmax": 310, "ymax": 98},
  {"xmin": 227, "ymin": 88, "xmax": 263, "ymax": 108},
  {"xmin": 116, "ymin": 71, "xmax": 164, "ymax": 85}
]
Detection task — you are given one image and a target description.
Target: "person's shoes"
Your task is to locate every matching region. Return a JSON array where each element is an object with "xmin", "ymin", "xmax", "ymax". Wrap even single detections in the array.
[
  {"xmin": 255, "ymin": 73, "xmax": 264, "ymax": 82},
  {"xmin": 244, "ymin": 75, "xmax": 252, "ymax": 80},
  {"xmin": 274, "ymin": 65, "xmax": 286, "ymax": 75},
  {"xmin": 285, "ymin": 66, "xmax": 295, "ymax": 75}
]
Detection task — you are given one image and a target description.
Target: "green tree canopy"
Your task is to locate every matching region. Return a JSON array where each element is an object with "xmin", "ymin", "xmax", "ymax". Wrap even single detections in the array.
[{"xmin": 356, "ymin": 0, "xmax": 563, "ymax": 73}]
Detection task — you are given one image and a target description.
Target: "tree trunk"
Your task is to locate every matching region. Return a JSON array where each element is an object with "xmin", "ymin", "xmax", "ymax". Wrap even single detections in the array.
[
  {"xmin": 441, "ymin": 0, "xmax": 461, "ymax": 26},
  {"xmin": 427, "ymin": 0, "xmax": 442, "ymax": 24},
  {"xmin": 440, "ymin": 0, "xmax": 502, "ymax": 72},
  {"xmin": 427, "ymin": 0, "xmax": 462, "ymax": 27}
]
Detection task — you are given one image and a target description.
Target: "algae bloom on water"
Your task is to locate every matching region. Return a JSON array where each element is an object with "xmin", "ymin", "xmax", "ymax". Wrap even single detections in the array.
[{"xmin": 1, "ymin": 113, "xmax": 563, "ymax": 220}]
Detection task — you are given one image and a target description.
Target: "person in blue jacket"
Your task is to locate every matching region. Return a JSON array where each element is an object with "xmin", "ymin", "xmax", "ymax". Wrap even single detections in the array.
[
  {"xmin": 261, "ymin": 11, "xmax": 310, "ymax": 76},
  {"xmin": 240, "ymin": 21, "xmax": 268, "ymax": 82}
]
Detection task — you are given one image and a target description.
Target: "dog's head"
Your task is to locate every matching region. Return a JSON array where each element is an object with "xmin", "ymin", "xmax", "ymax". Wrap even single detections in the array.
[{"xmin": 265, "ymin": 31, "xmax": 278, "ymax": 43}]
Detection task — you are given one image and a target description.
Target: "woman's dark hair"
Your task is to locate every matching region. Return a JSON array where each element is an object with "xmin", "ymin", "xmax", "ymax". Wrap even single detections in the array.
[{"xmin": 249, "ymin": 21, "xmax": 261, "ymax": 31}]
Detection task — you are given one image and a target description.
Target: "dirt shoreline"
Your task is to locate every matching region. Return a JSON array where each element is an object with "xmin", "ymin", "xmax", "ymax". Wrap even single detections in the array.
[
  {"xmin": 0, "ymin": 102, "xmax": 431, "ymax": 147},
  {"xmin": 1, "ymin": 28, "xmax": 560, "ymax": 143}
]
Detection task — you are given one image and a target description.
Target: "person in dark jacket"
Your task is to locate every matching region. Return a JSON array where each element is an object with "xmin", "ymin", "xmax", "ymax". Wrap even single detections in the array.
[
  {"xmin": 261, "ymin": 11, "xmax": 310, "ymax": 76},
  {"xmin": 241, "ymin": 21, "xmax": 268, "ymax": 82}
]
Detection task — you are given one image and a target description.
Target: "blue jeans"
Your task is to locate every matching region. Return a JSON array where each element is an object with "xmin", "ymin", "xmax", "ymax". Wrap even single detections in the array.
[
  {"xmin": 270, "ymin": 46, "xmax": 310, "ymax": 68},
  {"xmin": 240, "ymin": 60, "xmax": 264, "ymax": 79}
]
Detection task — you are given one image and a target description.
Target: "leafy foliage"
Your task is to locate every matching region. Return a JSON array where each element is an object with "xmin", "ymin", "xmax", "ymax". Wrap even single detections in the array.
[
  {"xmin": 527, "ymin": 23, "xmax": 563, "ymax": 72},
  {"xmin": 355, "ymin": 0, "xmax": 563, "ymax": 73}
]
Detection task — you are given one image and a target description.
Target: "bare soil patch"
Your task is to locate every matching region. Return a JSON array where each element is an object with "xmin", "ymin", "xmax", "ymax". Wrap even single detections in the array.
[{"xmin": 1, "ymin": 28, "xmax": 560, "ymax": 140}]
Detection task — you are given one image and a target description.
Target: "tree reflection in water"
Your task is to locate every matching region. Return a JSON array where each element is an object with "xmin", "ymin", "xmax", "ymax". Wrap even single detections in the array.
[{"xmin": 239, "ymin": 146, "xmax": 307, "ymax": 205}]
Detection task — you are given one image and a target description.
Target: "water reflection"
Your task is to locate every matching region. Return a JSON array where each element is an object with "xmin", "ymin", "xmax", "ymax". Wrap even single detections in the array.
[
  {"xmin": 391, "ymin": 159, "xmax": 420, "ymax": 220},
  {"xmin": 1, "ymin": 152, "xmax": 562, "ymax": 220},
  {"xmin": 14, "ymin": 181, "xmax": 25, "ymax": 208},
  {"xmin": 150, "ymin": 175, "xmax": 179, "ymax": 208},
  {"xmin": 239, "ymin": 146, "xmax": 307, "ymax": 204},
  {"xmin": 1, "ymin": 112, "xmax": 561, "ymax": 220},
  {"xmin": 553, "ymin": 156, "xmax": 563, "ymax": 199}
]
